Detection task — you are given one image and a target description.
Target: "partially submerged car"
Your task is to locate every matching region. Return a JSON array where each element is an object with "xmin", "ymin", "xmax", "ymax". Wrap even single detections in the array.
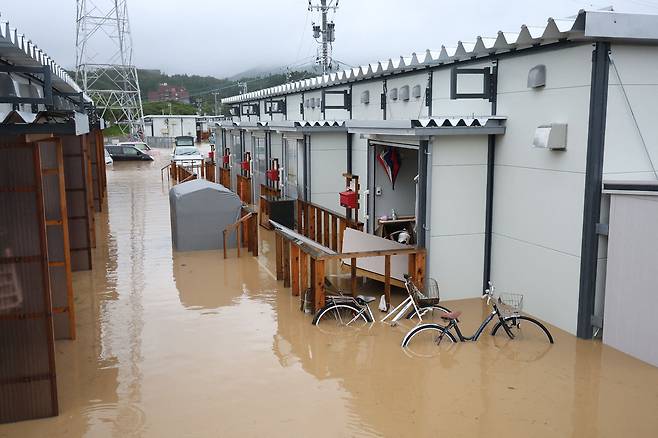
[
  {"xmin": 171, "ymin": 145, "xmax": 203, "ymax": 166},
  {"xmin": 118, "ymin": 141, "xmax": 154, "ymax": 156},
  {"xmin": 105, "ymin": 144, "xmax": 154, "ymax": 161}
]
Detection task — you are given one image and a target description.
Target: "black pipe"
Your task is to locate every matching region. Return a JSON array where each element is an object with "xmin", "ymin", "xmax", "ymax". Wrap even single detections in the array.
[
  {"xmin": 417, "ymin": 139, "xmax": 429, "ymax": 248},
  {"xmin": 346, "ymin": 132, "xmax": 352, "ymax": 174},
  {"xmin": 482, "ymin": 134, "xmax": 496, "ymax": 293}
]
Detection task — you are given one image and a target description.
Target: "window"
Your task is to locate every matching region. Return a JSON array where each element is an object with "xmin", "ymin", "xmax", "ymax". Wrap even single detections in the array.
[{"xmin": 123, "ymin": 146, "xmax": 139, "ymax": 156}]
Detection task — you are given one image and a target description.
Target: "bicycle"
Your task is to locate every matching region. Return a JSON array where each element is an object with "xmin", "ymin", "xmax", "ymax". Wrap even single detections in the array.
[
  {"xmin": 311, "ymin": 275, "xmax": 451, "ymax": 331},
  {"xmin": 401, "ymin": 282, "xmax": 554, "ymax": 352}
]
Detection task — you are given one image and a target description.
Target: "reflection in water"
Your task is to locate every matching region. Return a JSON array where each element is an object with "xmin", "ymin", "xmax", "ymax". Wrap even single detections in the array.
[{"xmin": 1, "ymin": 156, "xmax": 658, "ymax": 437}]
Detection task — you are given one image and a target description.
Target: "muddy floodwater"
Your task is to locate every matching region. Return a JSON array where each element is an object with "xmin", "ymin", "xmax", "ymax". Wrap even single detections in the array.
[{"xmin": 2, "ymin": 155, "xmax": 658, "ymax": 438}]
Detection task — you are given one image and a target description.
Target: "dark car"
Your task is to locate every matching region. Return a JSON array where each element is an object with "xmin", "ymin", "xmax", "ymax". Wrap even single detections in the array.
[{"xmin": 105, "ymin": 144, "xmax": 154, "ymax": 161}]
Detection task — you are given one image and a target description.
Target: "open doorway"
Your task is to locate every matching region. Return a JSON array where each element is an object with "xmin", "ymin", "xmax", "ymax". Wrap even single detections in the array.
[{"xmin": 369, "ymin": 141, "xmax": 419, "ymax": 245}]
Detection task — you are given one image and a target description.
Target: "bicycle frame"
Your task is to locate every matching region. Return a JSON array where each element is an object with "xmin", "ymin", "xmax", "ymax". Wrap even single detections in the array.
[{"xmin": 442, "ymin": 300, "xmax": 513, "ymax": 342}]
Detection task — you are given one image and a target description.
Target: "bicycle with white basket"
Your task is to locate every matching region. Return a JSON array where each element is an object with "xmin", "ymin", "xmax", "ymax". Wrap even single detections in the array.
[{"xmin": 401, "ymin": 281, "xmax": 554, "ymax": 349}]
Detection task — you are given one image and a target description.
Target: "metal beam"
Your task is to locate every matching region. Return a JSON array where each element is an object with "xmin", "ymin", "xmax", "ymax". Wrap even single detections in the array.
[{"xmin": 577, "ymin": 41, "xmax": 611, "ymax": 339}]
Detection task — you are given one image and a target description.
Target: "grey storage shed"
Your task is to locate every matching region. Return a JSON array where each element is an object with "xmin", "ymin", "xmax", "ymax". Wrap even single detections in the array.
[{"xmin": 169, "ymin": 179, "xmax": 242, "ymax": 251}]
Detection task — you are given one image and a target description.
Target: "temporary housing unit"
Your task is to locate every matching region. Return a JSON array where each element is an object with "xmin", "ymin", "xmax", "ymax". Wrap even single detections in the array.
[
  {"xmin": 0, "ymin": 12, "xmax": 105, "ymax": 422},
  {"xmin": 217, "ymin": 9, "xmax": 658, "ymax": 344},
  {"xmin": 169, "ymin": 179, "xmax": 242, "ymax": 251},
  {"xmin": 143, "ymin": 114, "xmax": 197, "ymax": 138}
]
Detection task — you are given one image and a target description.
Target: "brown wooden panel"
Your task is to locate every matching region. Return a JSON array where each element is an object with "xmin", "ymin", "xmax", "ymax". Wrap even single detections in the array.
[
  {"xmin": 0, "ymin": 136, "xmax": 58, "ymax": 423},
  {"xmin": 38, "ymin": 139, "xmax": 75, "ymax": 340},
  {"xmin": 87, "ymin": 130, "xmax": 101, "ymax": 212},
  {"xmin": 62, "ymin": 135, "xmax": 92, "ymax": 271}
]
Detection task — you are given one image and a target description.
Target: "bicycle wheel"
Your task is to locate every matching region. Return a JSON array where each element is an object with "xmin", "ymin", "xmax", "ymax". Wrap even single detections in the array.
[
  {"xmin": 312, "ymin": 303, "xmax": 372, "ymax": 335},
  {"xmin": 405, "ymin": 304, "xmax": 452, "ymax": 323},
  {"xmin": 491, "ymin": 315, "xmax": 554, "ymax": 344},
  {"xmin": 401, "ymin": 323, "xmax": 457, "ymax": 357}
]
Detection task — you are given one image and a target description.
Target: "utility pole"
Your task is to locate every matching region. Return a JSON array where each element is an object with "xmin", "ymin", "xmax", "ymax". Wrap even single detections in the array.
[
  {"xmin": 212, "ymin": 92, "xmax": 220, "ymax": 115},
  {"xmin": 237, "ymin": 82, "xmax": 247, "ymax": 95},
  {"xmin": 309, "ymin": 0, "xmax": 338, "ymax": 75}
]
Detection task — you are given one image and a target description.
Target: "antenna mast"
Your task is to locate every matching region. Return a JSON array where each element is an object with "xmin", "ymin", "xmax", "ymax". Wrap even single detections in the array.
[
  {"xmin": 75, "ymin": 0, "xmax": 145, "ymax": 137},
  {"xmin": 309, "ymin": 0, "xmax": 338, "ymax": 74}
]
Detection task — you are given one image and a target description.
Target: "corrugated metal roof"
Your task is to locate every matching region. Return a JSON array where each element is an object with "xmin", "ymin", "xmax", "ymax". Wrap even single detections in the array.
[
  {"xmin": 222, "ymin": 10, "xmax": 658, "ymax": 105},
  {"xmin": 0, "ymin": 12, "xmax": 90, "ymax": 100},
  {"xmin": 345, "ymin": 116, "xmax": 506, "ymax": 136}
]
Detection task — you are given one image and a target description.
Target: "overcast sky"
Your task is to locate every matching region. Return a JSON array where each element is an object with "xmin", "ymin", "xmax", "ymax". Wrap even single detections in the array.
[{"xmin": 2, "ymin": 1, "xmax": 657, "ymax": 78}]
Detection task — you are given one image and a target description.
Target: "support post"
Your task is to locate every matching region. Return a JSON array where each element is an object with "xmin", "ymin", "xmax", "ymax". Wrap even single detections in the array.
[
  {"xmin": 291, "ymin": 244, "xmax": 300, "ymax": 296},
  {"xmin": 577, "ymin": 42, "xmax": 611, "ymax": 339},
  {"xmin": 384, "ymin": 254, "xmax": 391, "ymax": 309},
  {"xmin": 283, "ymin": 240, "xmax": 291, "ymax": 288},
  {"xmin": 312, "ymin": 258, "xmax": 325, "ymax": 311},
  {"xmin": 275, "ymin": 232, "xmax": 283, "ymax": 280},
  {"xmin": 350, "ymin": 257, "xmax": 357, "ymax": 296}
]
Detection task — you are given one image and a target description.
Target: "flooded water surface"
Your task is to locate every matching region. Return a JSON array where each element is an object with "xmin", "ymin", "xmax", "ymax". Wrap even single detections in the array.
[{"xmin": 2, "ymin": 156, "xmax": 658, "ymax": 437}]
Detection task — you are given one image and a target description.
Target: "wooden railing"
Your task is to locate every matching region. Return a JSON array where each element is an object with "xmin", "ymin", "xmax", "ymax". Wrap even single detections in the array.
[
  {"xmin": 274, "ymin": 225, "xmax": 425, "ymax": 312},
  {"xmin": 222, "ymin": 207, "xmax": 258, "ymax": 258},
  {"xmin": 296, "ymin": 199, "xmax": 363, "ymax": 252},
  {"xmin": 219, "ymin": 167, "xmax": 231, "ymax": 188},
  {"xmin": 168, "ymin": 160, "xmax": 205, "ymax": 183},
  {"xmin": 204, "ymin": 161, "xmax": 216, "ymax": 182},
  {"xmin": 236, "ymin": 175, "xmax": 252, "ymax": 204}
]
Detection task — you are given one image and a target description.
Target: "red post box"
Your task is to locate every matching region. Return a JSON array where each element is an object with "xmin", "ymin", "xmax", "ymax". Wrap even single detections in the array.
[
  {"xmin": 339, "ymin": 189, "xmax": 358, "ymax": 209},
  {"xmin": 266, "ymin": 168, "xmax": 279, "ymax": 182}
]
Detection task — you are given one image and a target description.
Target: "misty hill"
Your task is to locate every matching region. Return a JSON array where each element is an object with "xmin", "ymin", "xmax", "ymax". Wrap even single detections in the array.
[{"xmin": 73, "ymin": 68, "xmax": 316, "ymax": 115}]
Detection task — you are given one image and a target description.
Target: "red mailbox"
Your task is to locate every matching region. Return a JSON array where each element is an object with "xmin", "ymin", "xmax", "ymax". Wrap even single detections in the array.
[
  {"xmin": 208, "ymin": 150, "xmax": 215, "ymax": 160},
  {"xmin": 266, "ymin": 168, "xmax": 280, "ymax": 182},
  {"xmin": 241, "ymin": 161, "xmax": 250, "ymax": 171},
  {"xmin": 339, "ymin": 189, "xmax": 358, "ymax": 209},
  {"xmin": 222, "ymin": 155, "xmax": 230, "ymax": 165}
]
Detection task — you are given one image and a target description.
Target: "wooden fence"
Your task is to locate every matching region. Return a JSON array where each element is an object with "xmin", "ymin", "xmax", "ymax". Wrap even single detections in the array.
[{"xmin": 296, "ymin": 199, "xmax": 363, "ymax": 252}]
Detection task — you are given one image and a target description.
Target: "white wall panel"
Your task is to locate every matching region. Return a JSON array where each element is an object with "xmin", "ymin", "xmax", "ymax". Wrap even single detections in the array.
[
  {"xmin": 428, "ymin": 136, "xmax": 488, "ymax": 300},
  {"xmin": 351, "ymin": 80, "xmax": 385, "ymax": 120},
  {"xmin": 429, "ymin": 234, "xmax": 484, "ymax": 300},
  {"xmin": 286, "ymin": 93, "xmax": 303, "ymax": 120},
  {"xmin": 604, "ymin": 194, "xmax": 658, "ymax": 367},
  {"xmin": 385, "ymin": 72, "xmax": 428, "ymax": 120},
  {"xmin": 605, "ymin": 45, "xmax": 658, "ymax": 181},
  {"xmin": 309, "ymin": 132, "xmax": 347, "ymax": 211},
  {"xmin": 491, "ymin": 233, "xmax": 580, "ymax": 334},
  {"xmin": 491, "ymin": 44, "xmax": 593, "ymax": 334}
]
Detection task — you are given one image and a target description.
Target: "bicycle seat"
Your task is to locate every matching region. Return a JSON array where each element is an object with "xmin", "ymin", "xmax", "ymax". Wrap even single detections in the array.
[
  {"xmin": 356, "ymin": 295, "xmax": 376, "ymax": 305},
  {"xmin": 440, "ymin": 310, "xmax": 462, "ymax": 321}
]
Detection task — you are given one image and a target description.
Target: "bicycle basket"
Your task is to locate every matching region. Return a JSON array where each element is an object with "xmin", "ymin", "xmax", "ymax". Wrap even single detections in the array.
[
  {"xmin": 497, "ymin": 293, "xmax": 523, "ymax": 316},
  {"xmin": 413, "ymin": 278, "xmax": 441, "ymax": 306}
]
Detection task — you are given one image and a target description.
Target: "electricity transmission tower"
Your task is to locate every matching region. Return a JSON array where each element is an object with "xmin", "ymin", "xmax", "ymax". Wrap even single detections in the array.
[
  {"xmin": 75, "ymin": 0, "xmax": 145, "ymax": 136},
  {"xmin": 309, "ymin": 0, "xmax": 338, "ymax": 74}
]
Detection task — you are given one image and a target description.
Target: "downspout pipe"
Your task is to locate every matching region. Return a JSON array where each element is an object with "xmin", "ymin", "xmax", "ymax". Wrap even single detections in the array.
[
  {"xmin": 346, "ymin": 132, "xmax": 352, "ymax": 174},
  {"xmin": 577, "ymin": 41, "xmax": 611, "ymax": 339}
]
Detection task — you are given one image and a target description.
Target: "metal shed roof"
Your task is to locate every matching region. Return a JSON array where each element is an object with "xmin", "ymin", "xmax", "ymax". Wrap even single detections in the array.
[
  {"xmin": 222, "ymin": 9, "xmax": 658, "ymax": 105},
  {"xmin": 0, "ymin": 13, "xmax": 90, "ymax": 100}
]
